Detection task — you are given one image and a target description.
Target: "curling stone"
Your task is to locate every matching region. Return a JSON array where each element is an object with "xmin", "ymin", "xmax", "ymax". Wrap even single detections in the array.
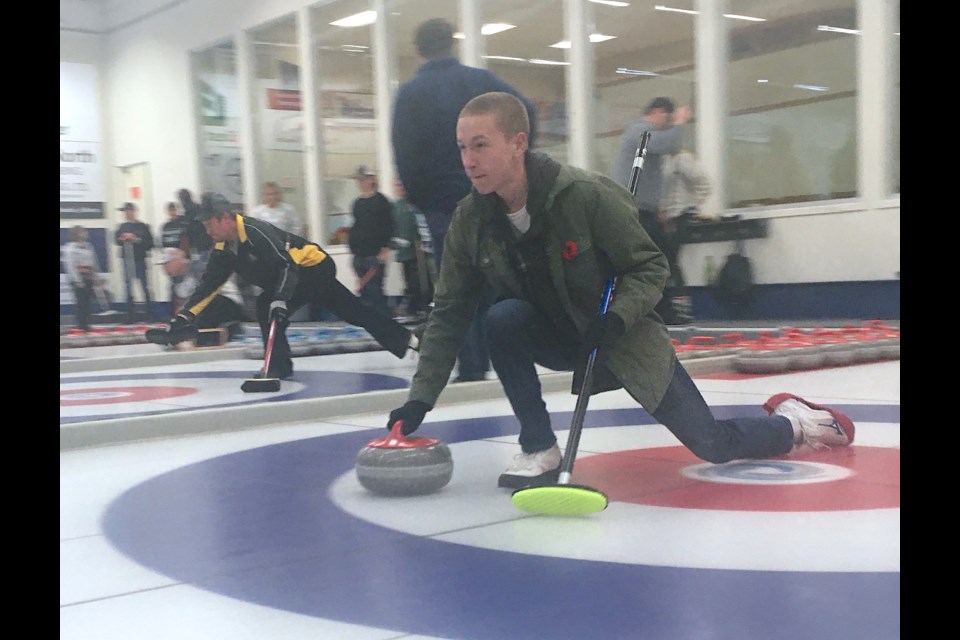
[{"xmin": 356, "ymin": 422, "xmax": 453, "ymax": 496}]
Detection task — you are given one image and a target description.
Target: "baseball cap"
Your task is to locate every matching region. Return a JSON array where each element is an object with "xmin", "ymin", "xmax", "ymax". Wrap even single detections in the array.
[
  {"xmin": 156, "ymin": 247, "xmax": 186, "ymax": 265},
  {"xmin": 117, "ymin": 202, "xmax": 136, "ymax": 211},
  {"xmin": 354, "ymin": 164, "xmax": 377, "ymax": 179},
  {"xmin": 197, "ymin": 191, "xmax": 233, "ymax": 220}
]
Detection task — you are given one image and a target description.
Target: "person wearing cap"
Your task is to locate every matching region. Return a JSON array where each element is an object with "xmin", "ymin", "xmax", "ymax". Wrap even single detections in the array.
[
  {"xmin": 610, "ymin": 96, "xmax": 692, "ymax": 325},
  {"xmin": 114, "ymin": 201, "xmax": 158, "ymax": 322},
  {"xmin": 151, "ymin": 192, "xmax": 416, "ymax": 380},
  {"xmin": 347, "ymin": 165, "xmax": 394, "ymax": 316}
]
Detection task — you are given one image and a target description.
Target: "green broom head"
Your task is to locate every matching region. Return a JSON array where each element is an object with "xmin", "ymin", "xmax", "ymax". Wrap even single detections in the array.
[{"xmin": 511, "ymin": 484, "xmax": 608, "ymax": 516}]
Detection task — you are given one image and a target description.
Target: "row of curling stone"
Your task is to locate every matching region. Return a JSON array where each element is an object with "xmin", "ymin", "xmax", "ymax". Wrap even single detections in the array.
[
  {"xmin": 59, "ymin": 324, "xmax": 165, "ymax": 349},
  {"xmin": 732, "ymin": 321, "xmax": 900, "ymax": 374},
  {"xmin": 242, "ymin": 325, "xmax": 381, "ymax": 359}
]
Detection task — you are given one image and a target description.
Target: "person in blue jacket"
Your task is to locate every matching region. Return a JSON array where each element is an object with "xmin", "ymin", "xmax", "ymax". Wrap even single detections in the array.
[{"xmin": 392, "ymin": 17, "xmax": 538, "ymax": 382}]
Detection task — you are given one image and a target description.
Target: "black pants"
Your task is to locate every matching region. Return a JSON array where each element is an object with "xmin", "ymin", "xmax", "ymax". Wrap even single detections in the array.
[
  {"xmin": 255, "ymin": 258, "xmax": 411, "ymax": 375},
  {"xmin": 639, "ymin": 208, "xmax": 684, "ymax": 321},
  {"xmin": 71, "ymin": 275, "xmax": 95, "ymax": 331},
  {"xmin": 400, "ymin": 258, "xmax": 433, "ymax": 315}
]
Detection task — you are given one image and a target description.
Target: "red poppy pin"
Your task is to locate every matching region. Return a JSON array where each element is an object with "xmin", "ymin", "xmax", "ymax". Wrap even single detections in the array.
[{"xmin": 561, "ymin": 240, "xmax": 578, "ymax": 261}]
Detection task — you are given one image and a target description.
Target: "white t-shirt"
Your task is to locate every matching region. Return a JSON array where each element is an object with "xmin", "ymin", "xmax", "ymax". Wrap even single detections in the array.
[{"xmin": 250, "ymin": 202, "xmax": 302, "ymax": 236}]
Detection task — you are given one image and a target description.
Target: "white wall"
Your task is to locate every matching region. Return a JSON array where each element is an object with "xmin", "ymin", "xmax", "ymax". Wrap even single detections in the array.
[{"xmin": 60, "ymin": 0, "xmax": 900, "ymax": 308}]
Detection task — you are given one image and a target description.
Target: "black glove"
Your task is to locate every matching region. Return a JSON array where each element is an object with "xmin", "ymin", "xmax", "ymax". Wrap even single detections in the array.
[
  {"xmin": 269, "ymin": 300, "xmax": 289, "ymax": 328},
  {"xmin": 387, "ymin": 400, "xmax": 432, "ymax": 436},
  {"xmin": 169, "ymin": 310, "xmax": 196, "ymax": 332},
  {"xmin": 146, "ymin": 311, "xmax": 197, "ymax": 345},
  {"xmin": 582, "ymin": 311, "xmax": 626, "ymax": 356}
]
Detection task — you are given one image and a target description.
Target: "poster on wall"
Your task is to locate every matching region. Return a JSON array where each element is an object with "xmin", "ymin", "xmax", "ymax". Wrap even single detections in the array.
[
  {"xmin": 199, "ymin": 73, "xmax": 244, "ymax": 203},
  {"xmin": 60, "ymin": 62, "xmax": 105, "ymax": 218}
]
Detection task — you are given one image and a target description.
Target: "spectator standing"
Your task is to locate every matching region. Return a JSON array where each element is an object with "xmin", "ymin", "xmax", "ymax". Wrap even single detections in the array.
[
  {"xmin": 114, "ymin": 202, "xmax": 157, "ymax": 322},
  {"xmin": 391, "ymin": 178, "xmax": 435, "ymax": 319},
  {"xmin": 250, "ymin": 181, "xmax": 302, "ymax": 236},
  {"xmin": 348, "ymin": 165, "xmax": 394, "ymax": 316},
  {"xmin": 62, "ymin": 225, "xmax": 100, "ymax": 332},
  {"xmin": 391, "ymin": 17, "xmax": 539, "ymax": 382},
  {"xmin": 658, "ymin": 149, "xmax": 712, "ymax": 323},
  {"xmin": 160, "ymin": 201, "xmax": 189, "ymax": 314},
  {"xmin": 610, "ymin": 96, "xmax": 691, "ymax": 324},
  {"xmin": 177, "ymin": 188, "xmax": 211, "ymax": 257}
]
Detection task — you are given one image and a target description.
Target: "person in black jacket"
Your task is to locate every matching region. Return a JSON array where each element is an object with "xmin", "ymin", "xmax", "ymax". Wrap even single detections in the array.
[
  {"xmin": 149, "ymin": 193, "xmax": 416, "ymax": 381},
  {"xmin": 114, "ymin": 201, "xmax": 157, "ymax": 322},
  {"xmin": 348, "ymin": 165, "xmax": 394, "ymax": 316}
]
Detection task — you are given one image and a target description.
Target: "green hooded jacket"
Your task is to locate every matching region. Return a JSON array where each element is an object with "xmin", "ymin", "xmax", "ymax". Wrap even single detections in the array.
[{"xmin": 409, "ymin": 152, "xmax": 677, "ymax": 412}]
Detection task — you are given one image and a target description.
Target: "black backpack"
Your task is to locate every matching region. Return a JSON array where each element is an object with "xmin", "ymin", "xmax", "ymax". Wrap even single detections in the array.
[{"xmin": 713, "ymin": 251, "xmax": 755, "ymax": 305}]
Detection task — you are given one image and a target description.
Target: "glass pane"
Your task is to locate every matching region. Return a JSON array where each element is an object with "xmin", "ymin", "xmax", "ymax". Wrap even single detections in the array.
[
  {"xmin": 892, "ymin": 1, "xmax": 899, "ymax": 194},
  {"xmin": 311, "ymin": 0, "xmax": 376, "ymax": 245},
  {"xmin": 594, "ymin": 0, "xmax": 697, "ymax": 176},
  {"xmin": 481, "ymin": 0, "xmax": 567, "ymax": 160},
  {"xmin": 249, "ymin": 16, "xmax": 307, "ymax": 236},
  {"xmin": 388, "ymin": 0, "xmax": 458, "ymax": 85},
  {"xmin": 193, "ymin": 42, "xmax": 243, "ymax": 206},
  {"xmin": 727, "ymin": 0, "xmax": 858, "ymax": 208}
]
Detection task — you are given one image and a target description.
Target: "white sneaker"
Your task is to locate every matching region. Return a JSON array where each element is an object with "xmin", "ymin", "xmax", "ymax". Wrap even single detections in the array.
[
  {"xmin": 763, "ymin": 393, "xmax": 855, "ymax": 450},
  {"xmin": 497, "ymin": 443, "xmax": 563, "ymax": 489}
]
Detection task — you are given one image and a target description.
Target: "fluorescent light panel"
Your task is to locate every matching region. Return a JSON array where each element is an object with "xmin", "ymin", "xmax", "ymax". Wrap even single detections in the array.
[
  {"xmin": 589, "ymin": 0, "xmax": 630, "ymax": 6},
  {"xmin": 616, "ymin": 67, "xmax": 659, "ymax": 76},
  {"xmin": 481, "ymin": 23, "xmax": 515, "ymax": 35},
  {"xmin": 330, "ymin": 10, "xmax": 376, "ymax": 27},
  {"xmin": 818, "ymin": 24, "xmax": 861, "ymax": 35},
  {"xmin": 654, "ymin": 5, "xmax": 766, "ymax": 22},
  {"xmin": 551, "ymin": 33, "xmax": 617, "ymax": 48}
]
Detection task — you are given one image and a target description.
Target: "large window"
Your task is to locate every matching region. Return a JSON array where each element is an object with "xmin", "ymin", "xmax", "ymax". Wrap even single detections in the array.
[
  {"xmin": 481, "ymin": 0, "xmax": 567, "ymax": 161},
  {"xmin": 250, "ymin": 16, "xmax": 307, "ymax": 233},
  {"xmin": 311, "ymin": 0, "xmax": 377, "ymax": 244},
  {"xmin": 727, "ymin": 0, "xmax": 858, "ymax": 208},
  {"xmin": 193, "ymin": 42, "xmax": 243, "ymax": 206},
  {"xmin": 593, "ymin": 0, "xmax": 697, "ymax": 176},
  {"xmin": 892, "ymin": 0, "xmax": 899, "ymax": 194}
]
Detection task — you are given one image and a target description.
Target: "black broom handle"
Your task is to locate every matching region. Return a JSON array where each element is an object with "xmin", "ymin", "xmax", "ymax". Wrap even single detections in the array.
[{"xmin": 559, "ymin": 131, "xmax": 651, "ymax": 481}]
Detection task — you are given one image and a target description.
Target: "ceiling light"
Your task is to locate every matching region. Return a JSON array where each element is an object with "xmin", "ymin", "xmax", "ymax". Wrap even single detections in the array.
[
  {"xmin": 757, "ymin": 78, "xmax": 768, "ymax": 83},
  {"xmin": 817, "ymin": 25, "xmax": 861, "ymax": 35},
  {"xmin": 330, "ymin": 11, "xmax": 377, "ymax": 28},
  {"xmin": 724, "ymin": 13, "xmax": 766, "ymax": 22},
  {"xmin": 483, "ymin": 55, "xmax": 527, "ymax": 62},
  {"xmin": 589, "ymin": 0, "xmax": 630, "ymax": 7},
  {"xmin": 654, "ymin": 5, "xmax": 766, "ymax": 21},
  {"xmin": 793, "ymin": 83, "xmax": 829, "ymax": 92},
  {"xmin": 481, "ymin": 23, "xmax": 516, "ymax": 35},
  {"xmin": 529, "ymin": 58, "xmax": 570, "ymax": 66},
  {"xmin": 616, "ymin": 67, "xmax": 659, "ymax": 77},
  {"xmin": 654, "ymin": 5, "xmax": 697, "ymax": 16},
  {"xmin": 551, "ymin": 34, "xmax": 617, "ymax": 48}
]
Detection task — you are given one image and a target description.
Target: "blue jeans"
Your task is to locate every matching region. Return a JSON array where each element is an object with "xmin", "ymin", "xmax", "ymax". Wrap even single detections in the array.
[{"xmin": 483, "ymin": 298, "xmax": 795, "ymax": 459}]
